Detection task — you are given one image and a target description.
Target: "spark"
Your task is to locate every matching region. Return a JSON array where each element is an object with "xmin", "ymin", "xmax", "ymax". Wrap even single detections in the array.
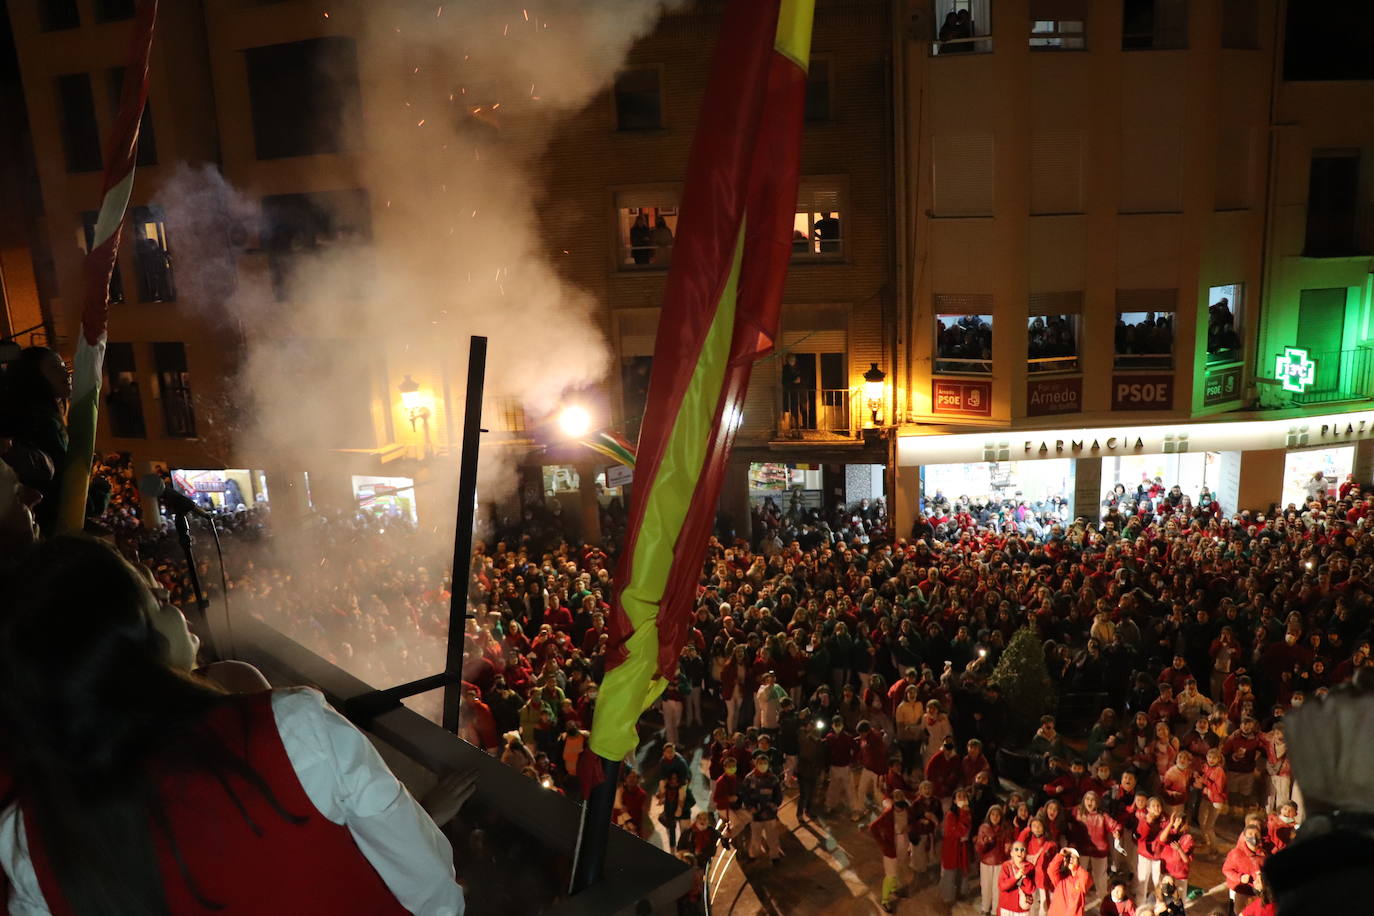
[
  {"xmin": 461, "ymin": 87, "xmax": 467, "ymax": 94},
  {"xmin": 413, "ymin": 67, "xmax": 420, "ymax": 74},
  {"xmin": 530, "ymin": 83, "xmax": 536, "ymax": 95},
  {"xmin": 417, "ymin": 119, "xmax": 425, "ymax": 127},
  {"xmin": 449, "ymin": 93, "xmax": 454, "ymax": 101},
  {"xmin": 503, "ymin": 23, "xmax": 509, "ymax": 36},
  {"xmin": 471, "ymin": 210, "xmax": 478, "ymax": 218},
  {"xmin": 386, "ymin": 200, "xmax": 392, "ymax": 208},
  {"xmin": 323, "ymin": 10, "xmax": 329, "ymax": 18},
  {"xmin": 436, "ymin": 4, "xmax": 443, "ymax": 16},
  {"xmin": 473, "ymin": 106, "xmax": 482, "ymax": 113},
  {"xmin": 523, "ymin": 8, "xmax": 529, "ymax": 20},
  {"xmin": 492, "ymin": 102, "xmax": 500, "ymax": 110}
]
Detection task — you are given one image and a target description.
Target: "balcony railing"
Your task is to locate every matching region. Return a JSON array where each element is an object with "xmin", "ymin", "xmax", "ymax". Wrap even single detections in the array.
[
  {"xmin": 1272, "ymin": 347, "xmax": 1374, "ymax": 405},
  {"xmin": 486, "ymin": 396, "xmax": 529, "ymax": 436},
  {"xmin": 778, "ymin": 387, "xmax": 856, "ymax": 438},
  {"xmin": 934, "ymin": 355, "xmax": 994, "ymax": 374},
  {"xmin": 1027, "ymin": 355, "xmax": 1080, "ymax": 374}
]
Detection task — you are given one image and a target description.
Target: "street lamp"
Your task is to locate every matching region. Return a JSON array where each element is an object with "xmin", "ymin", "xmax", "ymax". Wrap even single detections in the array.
[
  {"xmin": 862, "ymin": 362, "xmax": 886, "ymax": 426},
  {"xmin": 558, "ymin": 404, "xmax": 592, "ymax": 438},
  {"xmin": 398, "ymin": 374, "xmax": 432, "ymax": 456}
]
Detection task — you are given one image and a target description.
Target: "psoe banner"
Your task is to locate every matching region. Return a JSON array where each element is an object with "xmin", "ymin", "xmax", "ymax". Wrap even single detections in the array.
[
  {"xmin": 1111, "ymin": 375, "xmax": 1174, "ymax": 411},
  {"xmin": 932, "ymin": 379, "xmax": 993, "ymax": 417}
]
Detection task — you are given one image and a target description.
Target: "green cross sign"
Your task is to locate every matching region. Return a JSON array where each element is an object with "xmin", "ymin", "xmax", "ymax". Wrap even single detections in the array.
[{"xmin": 1275, "ymin": 347, "xmax": 1316, "ymax": 393}]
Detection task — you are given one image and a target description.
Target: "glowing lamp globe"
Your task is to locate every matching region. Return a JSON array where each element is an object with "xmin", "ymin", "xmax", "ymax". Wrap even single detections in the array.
[{"xmin": 558, "ymin": 405, "xmax": 592, "ymax": 438}]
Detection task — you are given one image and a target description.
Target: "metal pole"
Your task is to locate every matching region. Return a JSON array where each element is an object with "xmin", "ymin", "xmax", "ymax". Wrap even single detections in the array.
[
  {"xmin": 569, "ymin": 758, "xmax": 621, "ymax": 896},
  {"xmin": 441, "ymin": 336, "xmax": 487, "ymax": 734}
]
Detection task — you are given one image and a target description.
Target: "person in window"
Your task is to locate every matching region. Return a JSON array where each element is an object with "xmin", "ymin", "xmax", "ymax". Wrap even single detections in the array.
[
  {"xmin": 938, "ymin": 10, "xmax": 962, "ymax": 50},
  {"xmin": 651, "ymin": 214, "xmax": 675, "ymax": 264},
  {"xmin": 136, "ymin": 236, "xmax": 172, "ymax": 301},
  {"xmin": 791, "ymin": 229, "xmax": 810, "ymax": 254},
  {"xmin": 781, "ymin": 354, "xmax": 807, "ymax": 434},
  {"xmin": 0, "ymin": 536, "xmax": 469, "ymax": 915},
  {"xmin": 813, "ymin": 212, "xmax": 841, "ymax": 254},
  {"xmin": 955, "ymin": 9, "xmax": 976, "ymax": 47},
  {"xmin": 629, "ymin": 213, "xmax": 654, "ymax": 265}
]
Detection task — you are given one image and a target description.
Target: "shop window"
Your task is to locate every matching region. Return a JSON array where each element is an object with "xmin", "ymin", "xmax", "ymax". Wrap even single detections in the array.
[
  {"xmin": 78, "ymin": 211, "xmax": 124, "ymax": 304},
  {"xmin": 39, "ymin": 0, "xmax": 80, "ymax": 30},
  {"xmin": 1029, "ymin": 1, "xmax": 1086, "ymax": 49},
  {"xmin": 56, "ymin": 73, "xmax": 103, "ymax": 173},
  {"xmin": 352, "ymin": 475, "xmax": 418, "ymax": 523},
  {"xmin": 1220, "ymin": 0, "xmax": 1259, "ymax": 49},
  {"xmin": 131, "ymin": 205, "xmax": 174, "ymax": 303},
  {"xmin": 107, "ymin": 67, "xmax": 157, "ymax": 166},
  {"xmin": 615, "ymin": 189, "xmax": 679, "ymax": 270},
  {"xmin": 613, "ymin": 68, "xmax": 662, "ymax": 131},
  {"xmin": 95, "ymin": 0, "xmax": 136, "ymax": 22},
  {"xmin": 1114, "ymin": 311, "xmax": 1175, "ymax": 369},
  {"xmin": 1206, "ymin": 284, "xmax": 1243, "ymax": 365},
  {"xmin": 936, "ymin": 313, "xmax": 993, "ymax": 374},
  {"xmin": 153, "ymin": 342, "xmax": 196, "ymax": 439},
  {"xmin": 804, "ymin": 57, "xmax": 832, "ymax": 122},
  {"xmin": 245, "ymin": 38, "xmax": 363, "ymax": 159},
  {"xmin": 1027, "ymin": 313, "xmax": 1079, "ymax": 373},
  {"xmin": 103, "ymin": 342, "xmax": 146, "ymax": 438},
  {"xmin": 1122, "ymin": 0, "xmax": 1188, "ymax": 50},
  {"xmin": 261, "ymin": 189, "xmax": 372, "ymax": 299},
  {"xmin": 933, "ymin": 0, "xmax": 992, "ymax": 55},
  {"xmin": 1304, "ymin": 151, "xmax": 1362, "ymax": 257},
  {"xmin": 792, "ymin": 182, "xmax": 844, "ymax": 260}
]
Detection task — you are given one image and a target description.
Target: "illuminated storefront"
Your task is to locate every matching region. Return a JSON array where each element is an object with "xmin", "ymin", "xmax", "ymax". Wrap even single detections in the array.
[
  {"xmin": 171, "ymin": 468, "xmax": 268, "ymax": 511},
  {"xmin": 351, "ymin": 475, "xmax": 418, "ymax": 523},
  {"xmin": 921, "ymin": 459, "xmax": 1074, "ymax": 521}
]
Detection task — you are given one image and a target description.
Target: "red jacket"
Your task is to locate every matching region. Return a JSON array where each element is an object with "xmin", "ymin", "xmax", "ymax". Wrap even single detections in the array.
[
  {"xmin": 712, "ymin": 773, "xmax": 739, "ymax": 812},
  {"xmin": 825, "ymin": 731, "xmax": 856, "ymax": 767},
  {"xmin": 1045, "ymin": 850, "xmax": 1093, "ymax": 916},
  {"xmin": 1223, "ymin": 837, "xmax": 1267, "ymax": 892},
  {"xmin": 869, "ymin": 806, "xmax": 903, "ymax": 859},
  {"xmin": 962, "ymin": 752, "xmax": 992, "ymax": 784},
  {"xmin": 1267, "ymin": 813, "xmax": 1296, "ymax": 852},
  {"xmin": 1017, "ymin": 829, "xmax": 1059, "ymax": 891},
  {"xmin": 997, "ymin": 858, "xmax": 1036, "ymax": 913},
  {"xmin": 859, "ymin": 731, "xmax": 888, "ymax": 774},
  {"xmin": 1135, "ymin": 815, "xmax": 1165, "ymax": 861},
  {"xmin": 1070, "ymin": 809, "xmax": 1121, "ymax": 858},
  {"xmin": 14, "ymin": 692, "xmax": 411, "ymax": 915},
  {"xmin": 940, "ymin": 807, "xmax": 974, "ymax": 870},
  {"xmin": 1099, "ymin": 895, "xmax": 1136, "ymax": 916},
  {"xmin": 974, "ymin": 821, "xmax": 1013, "ymax": 865},
  {"xmin": 1198, "ymin": 763, "xmax": 1228, "ymax": 804},
  {"xmin": 925, "ymin": 751, "xmax": 962, "ymax": 798},
  {"xmin": 1157, "ymin": 822, "xmax": 1195, "ymax": 881}
]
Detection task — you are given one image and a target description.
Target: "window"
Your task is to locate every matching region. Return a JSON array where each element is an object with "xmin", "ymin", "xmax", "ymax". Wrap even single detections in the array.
[
  {"xmin": 1114, "ymin": 291, "xmax": 1177, "ymax": 369},
  {"xmin": 804, "ymin": 57, "xmax": 832, "ymax": 122},
  {"xmin": 1120, "ymin": 129, "xmax": 1182, "ymax": 213},
  {"xmin": 613, "ymin": 69, "xmax": 662, "ymax": 130},
  {"xmin": 56, "ymin": 74, "xmax": 103, "ymax": 173},
  {"xmin": 244, "ymin": 38, "xmax": 363, "ymax": 159},
  {"xmin": 1027, "ymin": 293, "xmax": 1082, "ymax": 373},
  {"xmin": 614, "ymin": 189, "xmax": 679, "ymax": 270},
  {"xmin": 792, "ymin": 182, "xmax": 844, "ymax": 260},
  {"xmin": 153, "ymin": 342, "xmax": 196, "ymax": 438},
  {"xmin": 38, "ymin": 0, "xmax": 79, "ymax": 31},
  {"xmin": 1214, "ymin": 127, "xmax": 1254, "ymax": 210},
  {"xmin": 1122, "ymin": 0, "xmax": 1188, "ymax": 50},
  {"xmin": 1221, "ymin": 0, "xmax": 1259, "ymax": 49},
  {"xmin": 621, "ymin": 356, "xmax": 652, "ymax": 443},
  {"xmin": 95, "ymin": 0, "xmax": 136, "ymax": 22},
  {"xmin": 104, "ymin": 343, "xmax": 146, "ymax": 438},
  {"xmin": 781, "ymin": 351, "xmax": 848, "ymax": 434},
  {"xmin": 1284, "ymin": 4, "xmax": 1374, "ymax": 80},
  {"xmin": 933, "ymin": 134, "xmax": 995, "ymax": 217},
  {"xmin": 1029, "ymin": 2, "xmax": 1086, "ymax": 49},
  {"xmin": 107, "ymin": 67, "xmax": 157, "ymax": 166},
  {"xmin": 261, "ymin": 189, "xmax": 372, "ymax": 299},
  {"xmin": 933, "ymin": 0, "xmax": 992, "ymax": 55},
  {"xmin": 131, "ymin": 205, "xmax": 174, "ymax": 303},
  {"xmin": 935, "ymin": 309, "xmax": 993, "ymax": 374},
  {"xmin": 1206, "ymin": 283, "xmax": 1243, "ymax": 365},
  {"xmin": 1305, "ymin": 151, "xmax": 1363, "ymax": 257},
  {"xmin": 78, "ymin": 212, "xmax": 124, "ymax": 304}
]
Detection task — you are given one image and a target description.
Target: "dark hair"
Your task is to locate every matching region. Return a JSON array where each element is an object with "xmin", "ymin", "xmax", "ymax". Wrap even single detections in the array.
[{"xmin": 0, "ymin": 536, "xmax": 303, "ymax": 914}]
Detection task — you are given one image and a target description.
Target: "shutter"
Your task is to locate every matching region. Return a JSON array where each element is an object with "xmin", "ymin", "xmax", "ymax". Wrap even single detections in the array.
[
  {"xmin": 1120, "ymin": 129, "xmax": 1181, "ymax": 213},
  {"xmin": 741, "ymin": 356, "xmax": 778, "ymax": 439},
  {"xmin": 934, "ymin": 293, "xmax": 994, "ymax": 316},
  {"xmin": 616, "ymin": 188, "xmax": 679, "ymax": 210},
  {"xmin": 1029, "ymin": 291, "xmax": 1083, "ymax": 314},
  {"xmin": 1031, "ymin": 131, "xmax": 1084, "ymax": 215},
  {"xmin": 933, "ymin": 134, "xmax": 995, "ymax": 217},
  {"xmin": 617, "ymin": 309, "xmax": 660, "ymax": 356},
  {"xmin": 1116, "ymin": 289, "xmax": 1178, "ymax": 312},
  {"xmin": 1030, "ymin": 0, "xmax": 1086, "ymax": 20},
  {"xmin": 1215, "ymin": 127, "xmax": 1253, "ymax": 210},
  {"xmin": 1296, "ymin": 289, "xmax": 1346, "ymax": 355},
  {"xmin": 782, "ymin": 330, "xmax": 847, "ymax": 352}
]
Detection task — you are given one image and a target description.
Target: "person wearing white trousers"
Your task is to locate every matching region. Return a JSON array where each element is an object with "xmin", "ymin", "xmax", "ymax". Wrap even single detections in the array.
[
  {"xmin": 827, "ymin": 764, "xmax": 857, "ymax": 814},
  {"xmin": 660, "ymin": 696, "xmax": 683, "ymax": 746}
]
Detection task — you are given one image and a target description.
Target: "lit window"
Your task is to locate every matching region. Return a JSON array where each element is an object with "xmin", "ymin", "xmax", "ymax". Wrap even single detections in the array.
[
  {"xmin": 131, "ymin": 205, "xmax": 175, "ymax": 303},
  {"xmin": 1030, "ymin": 20, "xmax": 1085, "ymax": 49},
  {"xmin": 933, "ymin": 0, "xmax": 993, "ymax": 55},
  {"xmin": 1114, "ymin": 311, "xmax": 1176, "ymax": 369},
  {"xmin": 936, "ymin": 313, "xmax": 994, "ymax": 374},
  {"xmin": 792, "ymin": 183, "xmax": 844, "ymax": 260},
  {"xmin": 615, "ymin": 190, "xmax": 679, "ymax": 270},
  {"xmin": 1027, "ymin": 314, "xmax": 1080, "ymax": 373},
  {"xmin": 1206, "ymin": 284, "xmax": 1243, "ymax": 365}
]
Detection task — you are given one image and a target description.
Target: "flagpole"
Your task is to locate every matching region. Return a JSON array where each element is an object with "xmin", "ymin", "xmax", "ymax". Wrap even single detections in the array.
[
  {"xmin": 568, "ymin": 758, "xmax": 621, "ymax": 896},
  {"xmin": 441, "ymin": 335, "xmax": 487, "ymax": 734}
]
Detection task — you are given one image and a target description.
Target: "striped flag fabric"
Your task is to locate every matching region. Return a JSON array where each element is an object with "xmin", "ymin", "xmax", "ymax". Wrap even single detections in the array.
[
  {"xmin": 579, "ymin": 428, "xmax": 637, "ymax": 469},
  {"xmin": 57, "ymin": 0, "xmax": 159, "ymax": 533},
  {"xmin": 590, "ymin": 0, "xmax": 814, "ymax": 762}
]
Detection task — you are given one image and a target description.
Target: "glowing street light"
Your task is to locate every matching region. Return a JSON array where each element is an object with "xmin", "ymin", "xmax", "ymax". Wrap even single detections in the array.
[
  {"xmin": 558, "ymin": 404, "xmax": 592, "ymax": 438},
  {"xmin": 862, "ymin": 362, "xmax": 886, "ymax": 426}
]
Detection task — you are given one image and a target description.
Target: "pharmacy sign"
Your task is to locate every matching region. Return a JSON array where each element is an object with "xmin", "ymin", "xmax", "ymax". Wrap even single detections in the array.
[{"xmin": 1275, "ymin": 347, "xmax": 1316, "ymax": 393}]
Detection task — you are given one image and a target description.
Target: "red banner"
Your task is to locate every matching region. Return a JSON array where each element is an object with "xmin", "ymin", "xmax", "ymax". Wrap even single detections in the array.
[
  {"xmin": 1027, "ymin": 377, "xmax": 1082, "ymax": 416},
  {"xmin": 1111, "ymin": 375, "xmax": 1174, "ymax": 411},
  {"xmin": 933, "ymin": 379, "xmax": 993, "ymax": 417}
]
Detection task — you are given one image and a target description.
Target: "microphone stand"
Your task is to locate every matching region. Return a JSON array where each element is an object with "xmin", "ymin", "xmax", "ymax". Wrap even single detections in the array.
[{"xmin": 172, "ymin": 507, "xmax": 220, "ymax": 661}]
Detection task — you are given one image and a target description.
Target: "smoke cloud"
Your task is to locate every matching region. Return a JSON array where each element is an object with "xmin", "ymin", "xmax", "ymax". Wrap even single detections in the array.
[{"xmin": 159, "ymin": 0, "xmax": 684, "ymax": 691}]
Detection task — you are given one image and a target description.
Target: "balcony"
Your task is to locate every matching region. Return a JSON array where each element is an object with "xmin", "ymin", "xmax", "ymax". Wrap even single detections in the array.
[
  {"xmin": 1271, "ymin": 347, "xmax": 1374, "ymax": 406},
  {"xmin": 777, "ymin": 387, "xmax": 858, "ymax": 440},
  {"xmin": 486, "ymin": 396, "xmax": 530, "ymax": 437},
  {"xmin": 1303, "ymin": 202, "xmax": 1374, "ymax": 258}
]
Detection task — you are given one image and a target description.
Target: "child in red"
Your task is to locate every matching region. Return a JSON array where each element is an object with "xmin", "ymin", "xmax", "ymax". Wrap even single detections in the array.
[
  {"xmin": 1196, "ymin": 747, "xmax": 1228, "ymax": 851},
  {"xmin": 1018, "ymin": 816, "xmax": 1058, "ymax": 915},
  {"xmin": 1266, "ymin": 801, "xmax": 1298, "ymax": 852},
  {"xmin": 1156, "ymin": 812, "xmax": 1196, "ymax": 904},
  {"xmin": 939, "ymin": 787, "xmax": 974, "ymax": 906}
]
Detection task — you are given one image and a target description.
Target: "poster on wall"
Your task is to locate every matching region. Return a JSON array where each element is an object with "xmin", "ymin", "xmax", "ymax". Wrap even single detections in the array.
[
  {"xmin": 932, "ymin": 379, "xmax": 993, "ymax": 417},
  {"xmin": 1027, "ymin": 377, "xmax": 1082, "ymax": 416},
  {"xmin": 1203, "ymin": 365, "xmax": 1242, "ymax": 407},
  {"xmin": 1111, "ymin": 375, "xmax": 1174, "ymax": 411}
]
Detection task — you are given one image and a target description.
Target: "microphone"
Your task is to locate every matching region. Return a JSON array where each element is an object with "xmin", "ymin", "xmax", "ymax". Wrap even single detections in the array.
[{"xmin": 138, "ymin": 473, "xmax": 212, "ymax": 518}]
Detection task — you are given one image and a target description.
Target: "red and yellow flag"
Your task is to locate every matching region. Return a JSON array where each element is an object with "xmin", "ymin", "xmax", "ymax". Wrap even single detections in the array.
[
  {"xmin": 57, "ymin": 0, "xmax": 159, "ymax": 532},
  {"xmin": 590, "ymin": 0, "xmax": 814, "ymax": 761}
]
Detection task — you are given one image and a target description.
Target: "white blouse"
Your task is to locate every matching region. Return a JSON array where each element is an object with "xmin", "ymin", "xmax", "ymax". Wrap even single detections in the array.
[{"xmin": 0, "ymin": 688, "xmax": 464, "ymax": 915}]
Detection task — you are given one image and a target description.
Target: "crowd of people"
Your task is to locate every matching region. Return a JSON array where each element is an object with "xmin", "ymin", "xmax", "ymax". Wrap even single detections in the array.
[
  {"xmin": 936, "ymin": 315, "xmax": 994, "ymax": 372},
  {"xmin": 1027, "ymin": 316, "xmax": 1079, "ymax": 371},
  {"xmin": 1115, "ymin": 314, "xmax": 1175, "ymax": 368}
]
